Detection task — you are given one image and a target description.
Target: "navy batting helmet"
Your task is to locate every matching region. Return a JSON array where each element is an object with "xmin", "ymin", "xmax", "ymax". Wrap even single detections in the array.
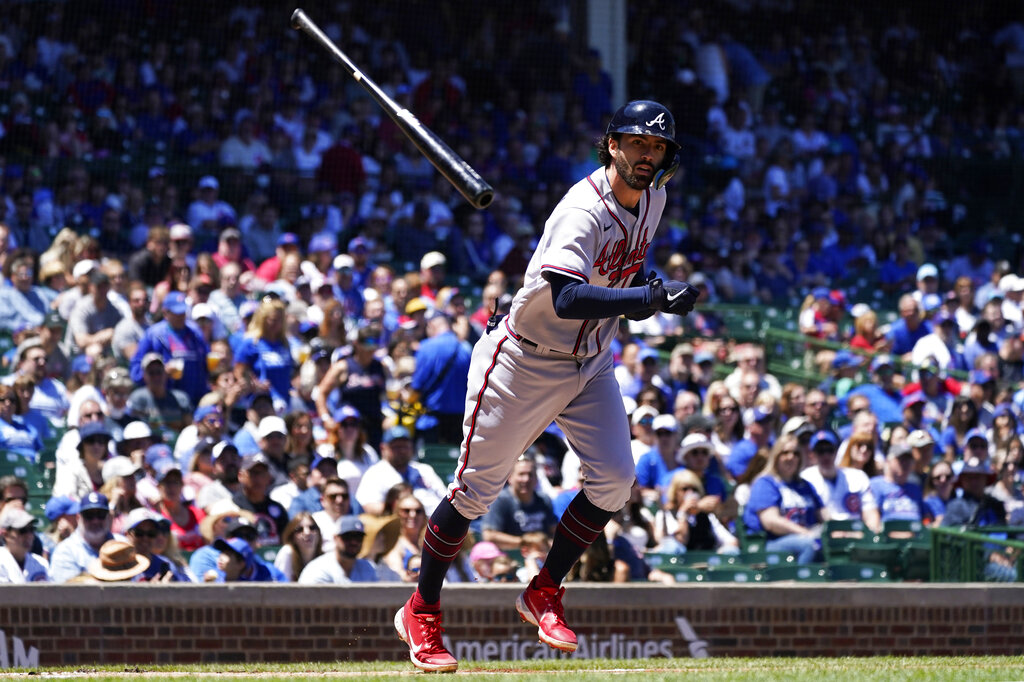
[{"xmin": 606, "ymin": 100, "xmax": 680, "ymax": 189}]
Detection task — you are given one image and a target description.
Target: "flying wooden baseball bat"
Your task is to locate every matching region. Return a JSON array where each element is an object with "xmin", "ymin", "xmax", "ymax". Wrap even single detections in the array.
[{"xmin": 291, "ymin": 8, "xmax": 494, "ymax": 210}]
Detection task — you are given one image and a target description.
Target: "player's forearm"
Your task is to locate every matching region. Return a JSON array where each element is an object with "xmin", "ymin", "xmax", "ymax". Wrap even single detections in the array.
[{"xmin": 548, "ymin": 275, "xmax": 651, "ymax": 320}]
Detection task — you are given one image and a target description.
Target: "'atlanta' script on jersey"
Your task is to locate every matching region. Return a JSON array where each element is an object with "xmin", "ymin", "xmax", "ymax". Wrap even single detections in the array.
[{"xmin": 594, "ymin": 225, "xmax": 651, "ymax": 283}]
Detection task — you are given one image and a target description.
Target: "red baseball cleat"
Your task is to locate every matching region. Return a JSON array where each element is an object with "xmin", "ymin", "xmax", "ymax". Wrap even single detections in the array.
[
  {"xmin": 394, "ymin": 597, "xmax": 458, "ymax": 673},
  {"xmin": 515, "ymin": 578, "xmax": 578, "ymax": 652}
]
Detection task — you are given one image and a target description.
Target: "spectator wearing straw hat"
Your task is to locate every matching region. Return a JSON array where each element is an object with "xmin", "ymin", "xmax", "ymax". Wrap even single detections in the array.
[{"xmin": 87, "ymin": 539, "xmax": 154, "ymax": 583}]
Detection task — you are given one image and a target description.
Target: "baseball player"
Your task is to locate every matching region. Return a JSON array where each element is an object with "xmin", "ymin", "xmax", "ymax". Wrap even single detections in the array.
[{"xmin": 394, "ymin": 101, "xmax": 698, "ymax": 673}]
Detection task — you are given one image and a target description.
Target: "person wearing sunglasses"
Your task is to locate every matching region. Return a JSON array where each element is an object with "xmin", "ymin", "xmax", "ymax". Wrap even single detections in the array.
[
  {"xmin": 0, "ymin": 507, "xmax": 49, "ymax": 583},
  {"xmin": 123, "ymin": 508, "xmax": 177, "ymax": 582},
  {"xmin": 52, "ymin": 421, "xmax": 113, "ymax": 500},
  {"xmin": 274, "ymin": 511, "xmax": 324, "ymax": 582},
  {"xmin": 0, "ymin": 383, "xmax": 43, "ymax": 461},
  {"xmin": 50, "ymin": 492, "xmax": 115, "ymax": 583},
  {"xmin": 922, "ymin": 460, "xmax": 956, "ymax": 526}
]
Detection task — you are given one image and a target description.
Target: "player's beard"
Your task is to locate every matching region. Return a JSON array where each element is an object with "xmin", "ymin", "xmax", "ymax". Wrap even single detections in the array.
[{"xmin": 614, "ymin": 151, "xmax": 654, "ymax": 191}]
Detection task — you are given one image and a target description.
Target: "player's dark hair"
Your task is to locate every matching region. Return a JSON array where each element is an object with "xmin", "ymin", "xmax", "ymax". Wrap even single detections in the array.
[{"xmin": 596, "ymin": 133, "xmax": 619, "ymax": 167}]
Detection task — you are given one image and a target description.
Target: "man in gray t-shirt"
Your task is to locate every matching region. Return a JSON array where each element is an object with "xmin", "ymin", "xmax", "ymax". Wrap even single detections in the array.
[
  {"xmin": 112, "ymin": 284, "xmax": 150, "ymax": 361},
  {"xmin": 66, "ymin": 271, "xmax": 123, "ymax": 356},
  {"xmin": 298, "ymin": 515, "xmax": 387, "ymax": 584}
]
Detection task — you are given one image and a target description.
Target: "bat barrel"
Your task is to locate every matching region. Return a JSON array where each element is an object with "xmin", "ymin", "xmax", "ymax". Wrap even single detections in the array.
[{"xmin": 291, "ymin": 8, "xmax": 493, "ymax": 210}]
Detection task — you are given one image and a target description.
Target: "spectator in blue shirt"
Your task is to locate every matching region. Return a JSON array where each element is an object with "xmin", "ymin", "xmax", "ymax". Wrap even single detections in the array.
[
  {"xmin": 213, "ymin": 536, "xmax": 275, "ymax": 582},
  {"xmin": 886, "ymin": 294, "xmax": 932, "ymax": 361},
  {"xmin": 49, "ymin": 493, "xmax": 115, "ymax": 583},
  {"xmin": 742, "ymin": 434, "xmax": 825, "ymax": 564},
  {"xmin": 0, "ymin": 251, "xmax": 56, "ymax": 334},
  {"xmin": 407, "ymin": 311, "xmax": 471, "ymax": 445},
  {"xmin": 869, "ymin": 444, "xmax": 929, "ymax": 523},
  {"xmin": 235, "ymin": 296, "xmax": 294, "ymax": 405},
  {"xmin": 130, "ymin": 291, "xmax": 210, "ymax": 406}
]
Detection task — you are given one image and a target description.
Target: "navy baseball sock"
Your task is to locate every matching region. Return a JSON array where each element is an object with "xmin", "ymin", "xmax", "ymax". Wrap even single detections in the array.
[
  {"xmin": 538, "ymin": 490, "xmax": 615, "ymax": 588},
  {"xmin": 415, "ymin": 497, "xmax": 472, "ymax": 607}
]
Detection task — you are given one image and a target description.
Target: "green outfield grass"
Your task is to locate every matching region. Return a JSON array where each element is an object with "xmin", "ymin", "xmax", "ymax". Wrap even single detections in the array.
[{"xmin": 6, "ymin": 657, "xmax": 1024, "ymax": 681}]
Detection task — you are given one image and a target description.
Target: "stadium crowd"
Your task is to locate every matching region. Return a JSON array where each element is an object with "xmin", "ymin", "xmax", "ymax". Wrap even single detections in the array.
[{"xmin": 1, "ymin": 1, "xmax": 1024, "ymax": 583}]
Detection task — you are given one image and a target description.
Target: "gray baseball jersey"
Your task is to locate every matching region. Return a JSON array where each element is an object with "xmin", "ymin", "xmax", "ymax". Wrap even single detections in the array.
[{"xmin": 447, "ymin": 167, "xmax": 667, "ymax": 519}]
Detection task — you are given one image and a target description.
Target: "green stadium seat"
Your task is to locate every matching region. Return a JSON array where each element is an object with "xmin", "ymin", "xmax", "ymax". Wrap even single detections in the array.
[
  {"xmin": 736, "ymin": 551, "xmax": 796, "ymax": 569},
  {"xmin": 897, "ymin": 538, "xmax": 932, "ymax": 581},
  {"xmin": 419, "ymin": 444, "xmax": 461, "ymax": 484},
  {"xmin": 703, "ymin": 566, "xmax": 763, "ymax": 583},
  {"xmin": 882, "ymin": 519, "xmax": 925, "ymax": 541},
  {"xmin": 848, "ymin": 536, "xmax": 900, "ymax": 573},
  {"xmin": 257, "ymin": 545, "xmax": 281, "ymax": 563},
  {"xmin": 826, "ymin": 562, "xmax": 890, "ymax": 582},
  {"xmin": 666, "ymin": 567, "xmax": 705, "ymax": 583},
  {"xmin": 822, "ymin": 518, "xmax": 868, "ymax": 563},
  {"xmin": 674, "ymin": 550, "xmax": 736, "ymax": 568},
  {"xmin": 763, "ymin": 563, "xmax": 828, "ymax": 582}
]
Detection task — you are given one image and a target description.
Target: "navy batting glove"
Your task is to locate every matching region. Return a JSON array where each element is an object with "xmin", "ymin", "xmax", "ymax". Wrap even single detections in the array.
[{"xmin": 649, "ymin": 278, "xmax": 698, "ymax": 316}]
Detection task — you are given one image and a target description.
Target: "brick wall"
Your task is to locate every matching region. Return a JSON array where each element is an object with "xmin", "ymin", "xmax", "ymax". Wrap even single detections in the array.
[{"xmin": 2, "ymin": 584, "xmax": 1023, "ymax": 666}]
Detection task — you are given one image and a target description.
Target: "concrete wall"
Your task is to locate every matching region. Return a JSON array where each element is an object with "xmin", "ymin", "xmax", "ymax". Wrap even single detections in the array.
[{"xmin": 2, "ymin": 584, "xmax": 1023, "ymax": 666}]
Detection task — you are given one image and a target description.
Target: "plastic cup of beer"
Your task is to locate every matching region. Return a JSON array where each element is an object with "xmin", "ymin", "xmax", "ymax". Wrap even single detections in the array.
[{"xmin": 167, "ymin": 358, "xmax": 184, "ymax": 380}]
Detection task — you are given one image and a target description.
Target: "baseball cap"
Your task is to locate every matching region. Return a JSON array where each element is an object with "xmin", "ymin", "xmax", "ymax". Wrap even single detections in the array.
[
  {"xmin": 959, "ymin": 456, "xmax": 995, "ymax": 479},
  {"xmin": 870, "ymin": 355, "xmax": 895, "ymax": 373},
  {"xmin": 162, "ymin": 291, "xmax": 188, "ymax": 315},
  {"xmin": 79, "ymin": 492, "xmax": 110, "ymax": 513},
  {"xmin": 71, "ymin": 354, "xmax": 93, "ymax": 374},
  {"xmin": 812, "ymin": 286, "xmax": 831, "ymax": 301},
  {"xmin": 917, "ymin": 263, "xmax": 938, "ymax": 280},
  {"xmin": 333, "ymin": 404, "xmax": 361, "ymax": 424},
  {"xmin": 309, "ymin": 233, "xmax": 336, "ymax": 253},
  {"xmin": 211, "ymin": 440, "xmax": 239, "ymax": 463},
  {"xmin": 382, "ymin": 425, "xmax": 412, "ymax": 444},
  {"xmin": 670, "ymin": 343, "xmax": 694, "ymax": 360},
  {"xmin": 194, "ymin": 404, "xmax": 221, "ymax": 423},
  {"xmin": 257, "ymin": 415, "xmax": 287, "ymax": 440},
  {"xmin": 198, "ymin": 175, "xmax": 219, "ymax": 190},
  {"xmin": 404, "ymin": 297, "xmax": 428, "ymax": 315},
  {"xmin": 420, "ymin": 251, "xmax": 446, "ymax": 270},
  {"xmin": 144, "ymin": 443, "xmax": 173, "ymax": 468},
  {"xmin": 694, "ymin": 350, "xmax": 715, "ymax": 365},
  {"xmin": 348, "ymin": 236, "xmax": 369, "ymax": 252},
  {"xmin": 224, "ymin": 517, "xmax": 259, "ymax": 541},
  {"xmin": 638, "ymin": 347, "xmax": 660, "ymax": 364},
  {"xmin": 142, "ymin": 352, "xmax": 165, "ymax": 369},
  {"xmin": 77, "ymin": 421, "xmax": 112, "ymax": 447},
  {"xmin": 887, "ymin": 443, "xmax": 914, "ymax": 460},
  {"xmin": 220, "ymin": 227, "xmax": 242, "ymax": 241},
  {"xmin": 44, "ymin": 309, "xmax": 66, "ymax": 328},
  {"xmin": 743, "ymin": 406, "xmax": 774, "ymax": 426},
  {"xmin": 0, "ymin": 507, "xmax": 36, "ymax": 531},
  {"xmin": 681, "ymin": 413, "xmax": 715, "ymax": 436},
  {"xmin": 214, "ymin": 536, "xmax": 254, "ymax": 566},
  {"xmin": 631, "ymin": 405, "xmax": 659, "ymax": 426},
  {"xmin": 900, "ymin": 391, "xmax": 927, "ymax": 410},
  {"xmin": 831, "ymin": 350, "xmax": 864, "ymax": 370},
  {"xmin": 652, "ymin": 414, "xmax": 678, "ymax": 433},
  {"xmin": 44, "ymin": 496, "xmax": 79, "ymax": 522},
  {"xmin": 191, "ymin": 302, "xmax": 214, "ymax": 321},
  {"xmin": 102, "ymin": 455, "xmax": 140, "ymax": 482},
  {"xmin": 277, "ymin": 232, "xmax": 300, "ymax": 248},
  {"xmin": 679, "ymin": 433, "xmax": 713, "ymax": 457},
  {"xmin": 906, "ymin": 429, "xmax": 935, "ymax": 448},
  {"xmin": 336, "ymin": 515, "xmax": 366, "ymax": 537},
  {"xmin": 469, "ymin": 541, "xmax": 503, "ymax": 563},
  {"xmin": 809, "ymin": 430, "xmax": 839, "ymax": 450},
  {"xmin": 310, "ymin": 453, "xmax": 338, "ymax": 472},
  {"xmin": 72, "ymin": 259, "xmax": 97, "ymax": 280},
  {"xmin": 152, "ymin": 457, "xmax": 182, "ymax": 483},
  {"xmin": 169, "ymin": 223, "xmax": 192, "ymax": 241},
  {"xmin": 125, "ymin": 507, "xmax": 170, "ymax": 533},
  {"xmin": 965, "ymin": 427, "xmax": 989, "ymax": 445},
  {"xmin": 333, "ymin": 254, "xmax": 355, "ymax": 271},
  {"xmin": 781, "ymin": 416, "xmax": 814, "ymax": 438},
  {"xmin": 240, "ymin": 453, "xmax": 271, "ymax": 471}
]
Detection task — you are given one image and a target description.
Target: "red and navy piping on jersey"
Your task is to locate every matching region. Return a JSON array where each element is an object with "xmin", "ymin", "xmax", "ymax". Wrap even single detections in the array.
[
  {"xmin": 540, "ymin": 264, "xmax": 589, "ymax": 283},
  {"xmin": 450, "ymin": 335, "xmax": 507, "ymax": 497}
]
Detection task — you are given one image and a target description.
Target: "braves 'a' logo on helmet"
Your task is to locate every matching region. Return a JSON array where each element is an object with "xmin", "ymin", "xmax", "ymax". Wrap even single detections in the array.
[{"xmin": 645, "ymin": 113, "xmax": 667, "ymax": 130}]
